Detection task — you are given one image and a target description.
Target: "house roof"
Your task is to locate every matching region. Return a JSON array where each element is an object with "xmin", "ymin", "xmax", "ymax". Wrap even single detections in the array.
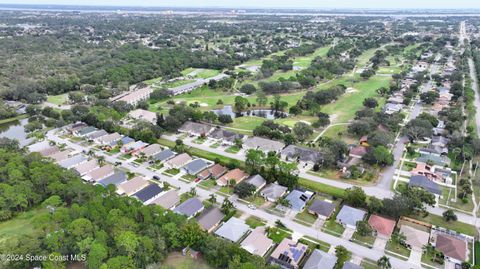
[
  {"xmin": 115, "ymin": 86, "xmax": 152, "ymax": 104},
  {"xmin": 303, "ymin": 249, "xmax": 337, "ymax": 269},
  {"xmin": 74, "ymin": 159, "xmax": 99, "ymax": 175},
  {"xmin": 133, "ymin": 184, "xmax": 163, "ymax": 202},
  {"xmin": 152, "ymin": 149, "xmax": 176, "ymax": 162},
  {"xmin": 308, "ymin": 200, "xmax": 336, "ymax": 218},
  {"xmin": 336, "ymin": 205, "xmax": 366, "ymax": 227},
  {"xmin": 209, "ymin": 128, "xmax": 244, "ymax": 142},
  {"xmin": 39, "ymin": 146, "xmax": 60, "ymax": 156},
  {"xmin": 27, "ymin": 141, "xmax": 51, "ymax": 152},
  {"xmin": 285, "ymin": 190, "xmax": 314, "ymax": 211},
  {"xmin": 122, "ymin": 141, "xmax": 148, "ymax": 151},
  {"xmin": 435, "ymin": 234, "xmax": 467, "ymax": 261},
  {"xmin": 49, "ymin": 150, "xmax": 72, "ymax": 162},
  {"xmin": 88, "ymin": 130, "xmax": 108, "ymax": 140},
  {"xmin": 97, "ymin": 171, "xmax": 127, "ymax": 187},
  {"xmin": 240, "ymin": 227, "xmax": 273, "ymax": 257},
  {"xmin": 416, "ymin": 153, "xmax": 451, "ymax": 166},
  {"xmin": 95, "ymin": 132, "xmax": 122, "ymax": 144},
  {"xmin": 281, "ymin": 145, "xmax": 323, "ymax": 163},
  {"xmin": 217, "ymin": 168, "xmax": 249, "ymax": 186},
  {"xmin": 349, "ymin": 146, "xmax": 368, "ymax": 157},
  {"xmin": 368, "ymin": 215, "xmax": 396, "ymax": 237},
  {"xmin": 119, "ymin": 136, "xmax": 135, "ymax": 146},
  {"xmin": 166, "ymin": 153, "xmax": 192, "ymax": 167},
  {"xmin": 260, "ymin": 183, "xmax": 288, "ymax": 200},
  {"xmin": 183, "ymin": 159, "xmax": 211, "ymax": 175},
  {"xmin": 214, "ymin": 217, "xmax": 250, "ymax": 242},
  {"xmin": 199, "ymin": 163, "xmax": 228, "ymax": 179},
  {"xmin": 246, "ymin": 174, "xmax": 266, "ymax": 189},
  {"xmin": 138, "ymin": 144, "xmax": 162, "ymax": 157},
  {"xmin": 150, "ymin": 190, "xmax": 180, "ymax": 209},
  {"xmin": 76, "ymin": 126, "xmax": 97, "ymax": 136},
  {"xmin": 117, "ymin": 176, "xmax": 149, "ymax": 195},
  {"xmin": 399, "ymin": 225, "xmax": 430, "ymax": 249},
  {"xmin": 244, "ymin": 136, "xmax": 285, "ymax": 152},
  {"xmin": 342, "ymin": 262, "xmax": 363, "ymax": 269},
  {"xmin": 84, "ymin": 164, "xmax": 114, "ymax": 182},
  {"xmin": 270, "ymin": 238, "xmax": 308, "ymax": 267},
  {"xmin": 174, "ymin": 198, "xmax": 204, "ymax": 217},
  {"xmin": 59, "ymin": 154, "xmax": 87, "ymax": 169},
  {"xmin": 196, "ymin": 207, "xmax": 225, "ymax": 231},
  {"xmin": 409, "ymin": 175, "xmax": 442, "ymax": 195},
  {"xmin": 128, "ymin": 109, "xmax": 157, "ymax": 123},
  {"xmin": 178, "ymin": 121, "xmax": 214, "ymax": 135}
]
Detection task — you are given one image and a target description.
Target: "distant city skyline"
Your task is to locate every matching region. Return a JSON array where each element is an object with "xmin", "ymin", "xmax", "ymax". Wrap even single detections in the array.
[{"xmin": 1, "ymin": 0, "xmax": 480, "ymax": 9}]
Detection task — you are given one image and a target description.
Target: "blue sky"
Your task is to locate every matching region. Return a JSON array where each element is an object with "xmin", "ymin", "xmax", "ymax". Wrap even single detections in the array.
[{"xmin": 1, "ymin": 0, "xmax": 479, "ymax": 9}]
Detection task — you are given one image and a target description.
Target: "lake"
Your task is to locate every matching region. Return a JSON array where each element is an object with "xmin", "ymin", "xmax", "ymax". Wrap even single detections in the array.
[{"xmin": 0, "ymin": 118, "xmax": 33, "ymax": 146}]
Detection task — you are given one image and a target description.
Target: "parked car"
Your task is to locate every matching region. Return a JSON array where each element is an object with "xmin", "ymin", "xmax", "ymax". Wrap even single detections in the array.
[{"xmin": 153, "ymin": 175, "xmax": 161, "ymax": 181}]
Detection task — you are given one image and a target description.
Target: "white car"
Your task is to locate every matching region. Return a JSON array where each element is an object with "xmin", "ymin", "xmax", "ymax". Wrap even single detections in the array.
[{"xmin": 248, "ymin": 204, "xmax": 257, "ymax": 210}]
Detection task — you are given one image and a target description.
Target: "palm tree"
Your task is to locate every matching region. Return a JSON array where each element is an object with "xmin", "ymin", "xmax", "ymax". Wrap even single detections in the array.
[
  {"xmin": 377, "ymin": 256, "xmax": 391, "ymax": 269},
  {"xmin": 208, "ymin": 194, "xmax": 217, "ymax": 204},
  {"xmin": 97, "ymin": 156, "xmax": 106, "ymax": 166},
  {"xmin": 221, "ymin": 199, "xmax": 234, "ymax": 215},
  {"xmin": 189, "ymin": 187, "xmax": 197, "ymax": 196}
]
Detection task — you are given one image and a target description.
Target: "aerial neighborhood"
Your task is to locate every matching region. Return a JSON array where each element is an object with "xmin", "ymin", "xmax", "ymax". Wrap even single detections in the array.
[{"xmin": 1, "ymin": 5, "xmax": 480, "ymax": 269}]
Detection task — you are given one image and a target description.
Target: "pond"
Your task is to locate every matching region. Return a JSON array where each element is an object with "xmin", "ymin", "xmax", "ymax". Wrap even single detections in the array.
[
  {"xmin": 0, "ymin": 118, "xmax": 32, "ymax": 146},
  {"xmin": 212, "ymin": 105, "xmax": 288, "ymax": 120}
]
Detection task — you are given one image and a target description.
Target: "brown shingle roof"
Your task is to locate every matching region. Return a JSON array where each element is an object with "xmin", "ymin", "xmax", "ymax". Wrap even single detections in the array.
[
  {"xmin": 368, "ymin": 215, "xmax": 396, "ymax": 237},
  {"xmin": 435, "ymin": 234, "xmax": 467, "ymax": 261},
  {"xmin": 217, "ymin": 168, "xmax": 249, "ymax": 186}
]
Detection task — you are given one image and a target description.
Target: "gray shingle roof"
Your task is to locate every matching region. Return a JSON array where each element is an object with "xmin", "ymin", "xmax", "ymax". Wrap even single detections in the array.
[
  {"xmin": 97, "ymin": 171, "xmax": 127, "ymax": 187},
  {"xmin": 183, "ymin": 159, "xmax": 211, "ymax": 175},
  {"xmin": 260, "ymin": 183, "xmax": 288, "ymax": 201},
  {"xmin": 308, "ymin": 200, "xmax": 336, "ymax": 218},
  {"xmin": 209, "ymin": 128, "xmax": 244, "ymax": 142},
  {"xmin": 174, "ymin": 198, "xmax": 204, "ymax": 217},
  {"xmin": 281, "ymin": 145, "xmax": 323, "ymax": 163},
  {"xmin": 284, "ymin": 190, "xmax": 314, "ymax": 211},
  {"xmin": 196, "ymin": 207, "xmax": 225, "ymax": 231},
  {"xmin": 59, "ymin": 155, "xmax": 87, "ymax": 169},
  {"xmin": 409, "ymin": 175, "xmax": 442, "ymax": 195},
  {"xmin": 132, "ymin": 184, "xmax": 163, "ymax": 202},
  {"xmin": 214, "ymin": 217, "xmax": 250, "ymax": 242},
  {"xmin": 178, "ymin": 121, "xmax": 214, "ymax": 136},
  {"xmin": 336, "ymin": 205, "xmax": 366, "ymax": 227},
  {"xmin": 152, "ymin": 149, "xmax": 176, "ymax": 162},
  {"xmin": 342, "ymin": 262, "xmax": 363, "ymax": 269},
  {"xmin": 244, "ymin": 137, "xmax": 285, "ymax": 153},
  {"xmin": 246, "ymin": 174, "xmax": 266, "ymax": 189},
  {"xmin": 303, "ymin": 249, "xmax": 337, "ymax": 269}
]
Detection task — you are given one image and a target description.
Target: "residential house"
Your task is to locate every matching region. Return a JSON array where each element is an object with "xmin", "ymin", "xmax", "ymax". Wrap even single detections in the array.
[
  {"xmin": 280, "ymin": 145, "xmax": 323, "ymax": 169},
  {"xmin": 409, "ymin": 175, "xmax": 442, "ymax": 200},
  {"xmin": 121, "ymin": 141, "xmax": 148, "ymax": 154},
  {"xmin": 411, "ymin": 163, "xmax": 454, "ymax": 184},
  {"xmin": 416, "ymin": 152, "xmax": 451, "ymax": 167},
  {"xmin": 336, "ymin": 205, "xmax": 367, "ymax": 229},
  {"xmin": 399, "ymin": 224, "xmax": 430, "ymax": 250},
  {"xmin": 39, "ymin": 146, "xmax": 60, "ymax": 157},
  {"xmin": 150, "ymin": 190, "xmax": 180, "ymax": 210},
  {"xmin": 112, "ymin": 86, "xmax": 153, "ymax": 106},
  {"xmin": 260, "ymin": 183, "xmax": 288, "ymax": 202},
  {"xmin": 419, "ymin": 144, "xmax": 448, "ymax": 156},
  {"xmin": 133, "ymin": 184, "xmax": 163, "ymax": 204},
  {"xmin": 383, "ymin": 103, "xmax": 403, "ymax": 114},
  {"xmin": 73, "ymin": 126, "xmax": 97, "ymax": 137},
  {"xmin": 349, "ymin": 146, "xmax": 368, "ymax": 159},
  {"xmin": 94, "ymin": 132, "xmax": 122, "ymax": 145},
  {"xmin": 127, "ymin": 109, "xmax": 157, "ymax": 125},
  {"xmin": 240, "ymin": 227, "xmax": 274, "ymax": 257},
  {"xmin": 178, "ymin": 121, "xmax": 214, "ymax": 137},
  {"xmin": 87, "ymin": 130, "xmax": 108, "ymax": 141},
  {"xmin": 74, "ymin": 159, "xmax": 99, "ymax": 176},
  {"xmin": 27, "ymin": 141, "xmax": 51, "ymax": 153},
  {"xmin": 208, "ymin": 128, "xmax": 245, "ymax": 146},
  {"xmin": 431, "ymin": 136, "xmax": 449, "ymax": 148},
  {"xmin": 214, "ymin": 217, "xmax": 250, "ymax": 243},
  {"xmin": 59, "ymin": 155, "xmax": 87, "ymax": 169},
  {"xmin": 303, "ymin": 249, "xmax": 337, "ymax": 269},
  {"xmin": 49, "ymin": 150, "xmax": 73, "ymax": 162},
  {"xmin": 151, "ymin": 149, "xmax": 176, "ymax": 163},
  {"xmin": 243, "ymin": 137, "xmax": 285, "ymax": 154},
  {"xmin": 359, "ymin": 135, "xmax": 369, "ymax": 147},
  {"xmin": 268, "ymin": 238, "xmax": 308, "ymax": 269},
  {"xmin": 196, "ymin": 207, "xmax": 225, "ymax": 233},
  {"xmin": 368, "ymin": 215, "xmax": 396, "ymax": 239},
  {"xmin": 434, "ymin": 234, "xmax": 468, "ymax": 263},
  {"xmin": 173, "ymin": 198, "xmax": 204, "ymax": 219},
  {"xmin": 65, "ymin": 122, "xmax": 87, "ymax": 133},
  {"xmin": 116, "ymin": 136, "xmax": 135, "ymax": 147},
  {"xmin": 97, "ymin": 171, "xmax": 127, "ymax": 187},
  {"xmin": 342, "ymin": 262, "xmax": 363, "ymax": 269},
  {"xmin": 308, "ymin": 200, "xmax": 336, "ymax": 220},
  {"xmin": 135, "ymin": 143, "xmax": 162, "ymax": 157},
  {"xmin": 197, "ymin": 164, "xmax": 228, "ymax": 180},
  {"xmin": 245, "ymin": 174, "xmax": 267, "ymax": 192},
  {"xmin": 216, "ymin": 168, "xmax": 249, "ymax": 186},
  {"xmin": 165, "ymin": 153, "xmax": 193, "ymax": 169},
  {"xmin": 116, "ymin": 176, "xmax": 149, "ymax": 196},
  {"xmin": 283, "ymin": 189, "xmax": 314, "ymax": 212},
  {"xmin": 182, "ymin": 159, "xmax": 212, "ymax": 175},
  {"xmin": 167, "ymin": 79, "xmax": 205, "ymax": 96},
  {"xmin": 82, "ymin": 165, "xmax": 114, "ymax": 182}
]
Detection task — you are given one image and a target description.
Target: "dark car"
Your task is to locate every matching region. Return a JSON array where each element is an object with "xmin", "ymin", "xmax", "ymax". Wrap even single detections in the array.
[{"xmin": 153, "ymin": 175, "xmax": 161, "ymax": 181}]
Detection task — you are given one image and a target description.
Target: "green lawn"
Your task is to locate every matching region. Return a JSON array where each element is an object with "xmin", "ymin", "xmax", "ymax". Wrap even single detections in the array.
[
  {"xmin": 219, "ymin": 186, "xmax": 233, "ymax": 195},
  {"xmin": 322, "ymin": 218, "xmax": 345, "ymax": 237},
  {"xmin": 225, "ymin": 145, "xmax": 241, "ymax": 154},
  {"xmin": 267, "ymin": 227, "xmax": 291, "ymax": 243},
  {"xmin": 321, "ymin": 124, "xmax": 356, "ymax": 144},
  {"xmin": 163, "ymin": 79, "xmax": 196, "ymax": 89},
  {"xmin": 385, "ymin": 240, "xmax": 411, "ymax": 258},
  {"xmin": 245, "ymin": 216, "xmax": 266, "ymax": 228},
  {"xmin": 0, "ymin": 114, "xmax": 28, "ymax": 125},
  {"xmin": 360, "ymin": 259, "xmax": 381, "ymax": 269},
  {"xmin": 410, "ymin": 214, "xmax": 477, "ymax": 236},
  {"xmin": 164, "ymin": 168, "xmax": 180, "ymax": 175},
  {"xmin": 0, "ymin": 208, "xmax": 47, "ymax": 248},
  {"xmin": 181, "ymin": 174, "xmax": 197, "ymax": 182},
  {"xmin": 163, "ymin": 252, "xmax": 213, "ymax": 269},
  {"xmin": 198, "ymin": 179, "xmax": 216, "ymax": 189},
  {"xmin": 298, "ymin": 178, "xmax": 346, "ymax": 198},
  {"xmin": 300, "ymin": 236, "xmax": 331, "ymax": 252},
  {"xmin": 293, "ymin": 46, "xmax": 331, "ymax": 68},
  {"xmin": 351, "ymin": 232, "xmax": 375, "ymax": 246},
  {"xmin": 181, "ymin": 68, "xmax": 221, "ymax": 79},
  {"xmin": 244, "ymin": 195, "xmax": 266, "ymax": 207},
  {"xmin": 295, "ymin": 210, "xmax": 317, "ymax": 225},
  {"xmin": 421, "ymin": 250, "xmax": 444, "ymax": 267},
  {"xmin": 46, "ymin": 94, "xmax": 68, "ymax": 105}
]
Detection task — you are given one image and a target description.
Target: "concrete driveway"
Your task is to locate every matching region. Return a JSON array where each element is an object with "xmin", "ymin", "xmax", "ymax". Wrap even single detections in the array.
[
  {"xmin": 373, "ymin": 237, "xmax": 388, "ymax": 250},
  {"xmin": 408, "ymin": 248, "xmax": 422, "ymax": 264},
  {"xmin": 342, "ymin": 227, "xmax": 355, "ymax": 240}
]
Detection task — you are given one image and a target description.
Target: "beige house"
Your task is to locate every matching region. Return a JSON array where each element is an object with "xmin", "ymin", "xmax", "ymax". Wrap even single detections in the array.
[
  {"xmin": 116, "ymin": 176, "xmax": 149, "ymax": 196},
  {"xmin": 164, "ymin": 153, "xmax": 192, "ymax": 169}
]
